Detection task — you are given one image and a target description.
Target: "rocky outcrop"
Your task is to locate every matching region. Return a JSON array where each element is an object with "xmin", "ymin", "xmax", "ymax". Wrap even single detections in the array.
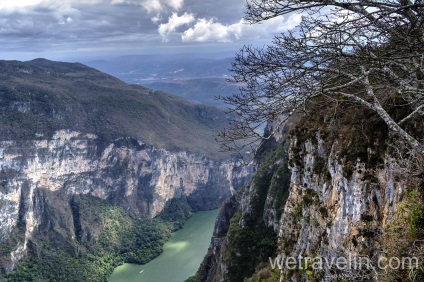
[
  {"xmin": 196, "ymin": 192, "xmax": 242, "ymax": 282},
  {"xmin": 0, "ymin": 130, "xmax": 251, "ymax": 273},
  {"xmin": 274, "ymin": 135, "xmax": 411, "ymax": 281},
  {"xmin": 196, "ymin": 127, "xmax": 423, "ymax": 282}
]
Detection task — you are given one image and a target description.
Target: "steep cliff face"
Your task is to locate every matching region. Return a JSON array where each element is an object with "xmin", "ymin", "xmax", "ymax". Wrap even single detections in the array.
[
  {"xmin": 0, "ymin": 59, "xmax": 254, "ymax": 278},
  {"xmin": 197, "ymin": 109, "xmax": 423, "ymax": 282},
  {"xmin": 273, "ymin": 134, "xmax": 419, "ymax": 281},
  {"xmin": 196, "ymin": 141, "xmax": 290, "ymax": 282},
  {"xmin": 0, "ymin": 130, "xmax": 251, "ymax": 275}
]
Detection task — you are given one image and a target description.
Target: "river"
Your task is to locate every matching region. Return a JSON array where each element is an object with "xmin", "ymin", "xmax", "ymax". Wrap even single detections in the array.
[{"xmin": 108, "ymin": 209, "xmax": 219, "ymax": 282}]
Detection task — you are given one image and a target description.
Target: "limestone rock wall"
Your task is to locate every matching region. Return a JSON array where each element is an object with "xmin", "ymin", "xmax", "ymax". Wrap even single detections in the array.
[
  {"xmin": 0, "ymin": 130, "xmax": 251, "ymax": 273},
  {"xmin": 196, "ymin": 132, "xmax": 415, "ymax": 282}
]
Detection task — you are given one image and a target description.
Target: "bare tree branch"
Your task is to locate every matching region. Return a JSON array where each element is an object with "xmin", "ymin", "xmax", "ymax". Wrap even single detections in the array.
[{"xmin": 219, "ymin": 0, "xmax": 424, "ymax": 157}]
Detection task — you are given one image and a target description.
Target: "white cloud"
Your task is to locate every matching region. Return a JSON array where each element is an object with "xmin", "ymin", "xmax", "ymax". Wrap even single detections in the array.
[
  {"xmin": 158, "ymin": 12, "xmax": 195, "ymax": 41},
  {"xmin": 0, "ymin": 0, "xmax": 45, "ymax": 11},
  {"xmin": 182, "ymin": 14, "xmax": 302, "ymax": 43},
  {"xmin": 0, "ymin": 0, "xmax": 301, "ymax": 57},
  {"xmin": 164, "ymin": 0, "xmax": 183, "ymax": 11},
  {"xmin": 0, "ymin": 0, "xmax": 86, "ymax": 36},
  {"xmin": 0, "ymin": 0, "xmax": 101, "ymax": 13},
  {"xmin": 182, "ymin": 18, "xmax": 239, "ymax": 43},
  {"xmin": 142, "ymin": 0, "xmax": 162, "ymax": 13},
  {"xmin": 255, "ymin": 13, "xmax": 302, "ymax": 34},
  {"xmin": 151, "ymin": 14, "xmax": 162, "ymax": 23},
  {"xmin": 0, "ymin": 0, "xmax": 105, "ymax": 23}
]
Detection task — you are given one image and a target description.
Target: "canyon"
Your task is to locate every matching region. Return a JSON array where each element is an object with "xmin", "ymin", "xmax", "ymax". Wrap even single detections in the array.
[{"xmin": 0, "ymin": 59, "xmax": 251, "ymax": 280}]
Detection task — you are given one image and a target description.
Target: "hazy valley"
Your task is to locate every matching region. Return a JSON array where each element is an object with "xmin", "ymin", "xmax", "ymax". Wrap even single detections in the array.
[{"xmin": 85, "ymin": 54, "xmax": 239, "ymax": 108}]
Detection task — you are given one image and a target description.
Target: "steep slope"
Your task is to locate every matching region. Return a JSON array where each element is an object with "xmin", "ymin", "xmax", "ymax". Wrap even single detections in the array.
[
  {"xmin": 0, "ymin": 58, "xmax": 229, "ymax": 158},
  {"xmin": 0, "ymin": 59, "xmax": 252, "ymax": 280},
  {"xmin": 196, "ymin": 102, "xmax": 423, "ymax": 282}
]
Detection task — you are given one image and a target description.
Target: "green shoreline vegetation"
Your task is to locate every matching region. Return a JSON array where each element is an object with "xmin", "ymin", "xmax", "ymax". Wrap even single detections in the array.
[{"xmin": 6, "ymin": 196, "xmax": 193, "ymax": 281}]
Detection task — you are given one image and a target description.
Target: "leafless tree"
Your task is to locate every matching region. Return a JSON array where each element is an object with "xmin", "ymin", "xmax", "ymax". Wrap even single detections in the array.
[{"xmin": 219, "ymin": 0, "xmax": 424, "ymax": 157}]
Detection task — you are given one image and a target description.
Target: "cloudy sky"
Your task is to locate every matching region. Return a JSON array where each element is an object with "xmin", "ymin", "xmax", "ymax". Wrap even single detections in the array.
[{"xmin": 0, "ymin": 0, "xmax": 302, "ymax": 61}]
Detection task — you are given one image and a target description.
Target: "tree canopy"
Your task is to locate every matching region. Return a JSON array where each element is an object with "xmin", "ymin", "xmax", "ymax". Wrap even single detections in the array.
[{"xmin": 220, "ymin": 0, "xmax": 424, "ymax": 157}]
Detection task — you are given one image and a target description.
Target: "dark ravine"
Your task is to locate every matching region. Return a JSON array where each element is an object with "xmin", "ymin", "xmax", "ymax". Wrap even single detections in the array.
[
  {"xmin": 196, "ymin": 140, "xmax": 291, "ymax": 282},
  {"xmin": 0, "ymin": 59, "xmax": 252, "ymax": 280},
  {"xmin": 195, "ymin": 103, "xmax": 423, "ymax": 282}
]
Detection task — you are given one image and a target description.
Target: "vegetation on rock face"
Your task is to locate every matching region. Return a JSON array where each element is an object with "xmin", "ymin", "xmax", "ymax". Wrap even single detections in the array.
[
  {"xmin": 224, "ymin": 142, "xmax": 291, "ymax": 282},
  {"xmin": 157, "ymin": 197, "xmax": 193, "ymax": 231},
  {"xmin": 289, "ymin": 97, "xmax": 391, "ymax": 177},
  {"xmin": 382, "ymin": 186, "xmax": 424, "ymax": 282},
  {"xmin": 184, "ymin": 275, "xmax": 197, "ymax": 282},
  {"xmin": 219, "ymin": 107, "xmax": 423, "ymax": 282},
  {"xmin": 0, "ymin": 59, "xmax": 230, "ymax": 159},
  {"xmin": 5, "ymin": 194, "xmax": 194, "ymax": 281},
  {"xmin": 226, "ymin": 211, "xmax": 277, "ymax": 282}
]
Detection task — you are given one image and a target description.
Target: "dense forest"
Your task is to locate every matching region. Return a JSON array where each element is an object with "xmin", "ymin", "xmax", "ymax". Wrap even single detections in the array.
[{"xmin": 6, "ymin": 196, "xmax": 193, "ymax": 281}]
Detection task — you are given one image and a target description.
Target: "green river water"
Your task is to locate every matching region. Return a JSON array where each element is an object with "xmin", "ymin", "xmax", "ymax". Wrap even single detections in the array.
[{"xmin": 108, "ymin": 209, "xmax": 219, "ymax": 282}]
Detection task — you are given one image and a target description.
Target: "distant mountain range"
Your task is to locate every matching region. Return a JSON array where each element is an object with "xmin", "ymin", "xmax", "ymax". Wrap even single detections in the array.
[
  {"xmin": 141, "ymin": 78, "xmax": 239, "ymax": 108},
  {"xmin": 84, "ymin": 54, "xmax": 241, "ymax": 107},
  {"xmin": 85, "ymin": 54, "xmax": 233, "ymax": 82}
]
